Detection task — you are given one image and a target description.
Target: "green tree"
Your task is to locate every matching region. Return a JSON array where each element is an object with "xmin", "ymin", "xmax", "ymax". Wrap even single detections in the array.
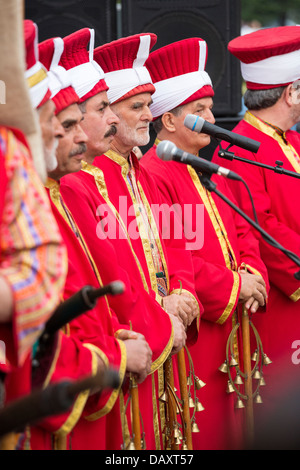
[{"xmin": 242, "ymin": 0, "xmax": 300, "ymax": 25}]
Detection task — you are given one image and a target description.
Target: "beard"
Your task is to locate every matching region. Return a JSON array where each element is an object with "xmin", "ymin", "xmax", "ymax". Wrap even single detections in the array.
[
  {"xmin": 44, "ymin": 138, "xmax": 59, "ymax": 172},
  {"xmin": 116, "ymin": 120, "xmax": 150, "ymax": 148}
]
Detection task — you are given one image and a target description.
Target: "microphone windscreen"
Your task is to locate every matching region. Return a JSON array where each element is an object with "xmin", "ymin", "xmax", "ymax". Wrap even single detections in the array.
[
  {"xmin": 184, "ymin": 114, "xmax": 204, "ymax": 133},
  {"xmin": 156, "ymin": 140, "xmax": 176, "ymax": 161},
  {"xmin": 109, "ymin": 281, "xmax": 125, "ymax": 296}
]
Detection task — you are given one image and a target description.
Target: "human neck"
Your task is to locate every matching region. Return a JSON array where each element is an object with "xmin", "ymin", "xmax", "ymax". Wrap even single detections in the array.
[
  {"xmin": 109, "ymin": 140, "xmax": 132, "ymax": 160},
  {"xmin": 249, "ymin": 104, "xmax": 294, "ymax": 133},
  {"xmin": 157, "ymin": 131, "xmax": 199, "ymax": 156}
]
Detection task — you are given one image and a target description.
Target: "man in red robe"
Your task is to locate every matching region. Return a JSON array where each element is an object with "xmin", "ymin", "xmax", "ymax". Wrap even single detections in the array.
[
  {"xmin": 212, "ymin": 27, "xmax": 300, "ymax": 425},
  {"xmin": 141, "ymin": 38, "xmax": 269, "ymax": 450},
  {"xmin": 40, "ymin": 29, "xmax": 180, "ymax": 451},
  {"xmin": 59, "ymin": 30, "xmax": 198, "ymax": 450},
  {"xmin": 26, "ymin": 33, "xmax": 153, "ymax": 451}
]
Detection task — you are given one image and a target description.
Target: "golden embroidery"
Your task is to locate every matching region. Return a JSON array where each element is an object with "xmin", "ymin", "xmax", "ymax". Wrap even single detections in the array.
[{"xmin": 244, "ymin": 111, "xmax": 300, "ymax": 173}]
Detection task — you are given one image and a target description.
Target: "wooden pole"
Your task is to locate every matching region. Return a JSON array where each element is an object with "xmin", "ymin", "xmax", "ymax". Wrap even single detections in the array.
[
  {"xmin": 130, "ymin": 376, "xmax": 141, "ymax": 450},
  {"xmin": 164, "ymin": 356, "xmax": 179, "ymax": 450},
  {"xmin": 177, "ymin": 348, "xmax": 193, "ymax": 449},
  {"xmin": 242, "ymin": 307, "xmax": 254, "ymax": 446}
]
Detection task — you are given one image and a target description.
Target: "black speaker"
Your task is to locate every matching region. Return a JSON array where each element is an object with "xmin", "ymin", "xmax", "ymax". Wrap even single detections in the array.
[
  {"xmin": 121, "ymin": 0, "xmax": 242, "ymax": 117},
  {"xmin": 25, "ymin": 0, "xmax": 118, "ymax": 47}
]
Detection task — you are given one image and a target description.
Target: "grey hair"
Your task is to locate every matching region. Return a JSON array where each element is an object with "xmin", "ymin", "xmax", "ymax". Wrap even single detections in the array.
[
  {"xmin": 78, "ymin": 100, "xmax": 87, "ymax": 113},
  {"xmin": 243, "ymin": 86, "xmax": 286, "ymax": 110},
  {"xmin": 152, "ymin": 104, "xmax": 185, "ymax": 134}
]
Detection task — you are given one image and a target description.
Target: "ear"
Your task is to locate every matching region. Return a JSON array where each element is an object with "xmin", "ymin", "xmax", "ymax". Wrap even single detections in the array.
[
  {"xmin": 285, "ymin": 83, "xmax": 296, "ymax": 107},
  {"xmin": 287, "ymin": 81, "xmax": 300, "ymax": 107},
  {"xmin": 161, "ymin": 112, "xmax": 177, "ymax": 133}
]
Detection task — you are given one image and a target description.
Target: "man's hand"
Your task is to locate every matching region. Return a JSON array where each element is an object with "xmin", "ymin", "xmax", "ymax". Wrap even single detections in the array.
[
  {"xmin": 168, "ymin": 313, "xmax": 187, "ymax": 355},
  {"xmin": 121, "ymin": 331, "xmax": 153, "ymax": 384},
  {"xmin": 239, "ymin": 271, "xmax": 267, "ymax": 313},
  {"xmin": 163, "ymin": 294, "xmax": 198, "ymax": 329}
]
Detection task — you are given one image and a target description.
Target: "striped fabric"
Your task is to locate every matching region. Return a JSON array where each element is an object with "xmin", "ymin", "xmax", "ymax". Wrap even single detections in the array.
[{"xmin": 0, "ymin": 127, "xmax": 67, "ymax": 367}]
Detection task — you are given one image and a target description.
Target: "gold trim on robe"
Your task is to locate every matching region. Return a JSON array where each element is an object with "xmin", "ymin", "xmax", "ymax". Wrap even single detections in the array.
[
  {"xmin": 187, "ymin": 166, "xmax": 240, "ymax": 324},
  {"xmin": 84, "ymin": 339, "xmax": 127, "ymax": 421},
  {"xmin": 80, "ymin": 163, "xmax": 174, "ymax": 373},
  {"xmin": 244, "ymin": 111, "xmax": 300, "ymax": 174}
]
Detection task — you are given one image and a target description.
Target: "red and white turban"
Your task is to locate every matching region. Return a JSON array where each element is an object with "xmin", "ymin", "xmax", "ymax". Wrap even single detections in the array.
[
  {"xmin": 24, "ymin": 20, "xmax": 51, "ymax": 109},
  {"xmin": 94, "ymin": 33, "xmax": 156, "ymax": 104},
  {"xmin": 145, "ymin": 37, "xmax": 214, "ymax": 119},
  {"xmin": 228, "ymin": 25, "xmax": 300, "ymax": 90},
  {"xmin": 59, "ymin": 28, "xmax": 108, "ymax": 103},
  {"xmin": 39, "ymin": 37, "xmax": 79, "ymax": 114}
]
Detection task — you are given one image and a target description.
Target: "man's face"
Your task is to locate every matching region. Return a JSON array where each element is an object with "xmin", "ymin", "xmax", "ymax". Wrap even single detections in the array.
[
  {"xmin": 48, "ymin": 103, "xmax": 88, "ymax": 180},
  {"xmin": 80, "ymin": 91, "xmax": 119, "ymax": 160},
  {"xmin": 111, "ymin": 92, "xmax": 153, "ymax": 152},
  {"xmin": 171, "ymin": 97, "xmax": 215, "ymax": 155},
  {"xmin": 38, "ymin": 99, "xmax": 64, "ymax": 171}
]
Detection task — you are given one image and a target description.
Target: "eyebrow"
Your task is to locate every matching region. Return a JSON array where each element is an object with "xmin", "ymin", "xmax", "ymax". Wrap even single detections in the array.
[
  {"xmin": 98, "ymin": 100, "xmax": 110, "ymax": 108},
  {"xmin": 61, "ymin": 118, "xmax": 78, "ymax": 127},
  {"xmin": 132, "ymin": 98, "xmax": 153, "ymax": 107}
]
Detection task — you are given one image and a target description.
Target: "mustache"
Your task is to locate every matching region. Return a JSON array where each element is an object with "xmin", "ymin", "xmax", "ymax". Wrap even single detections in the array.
[
  {"xmin": 69, "ymin": 143, "xmax": 87, "ymax": 157},
  {"xmin": 104, "ymin": 124, "xmax": 117, "ymax": 138}
]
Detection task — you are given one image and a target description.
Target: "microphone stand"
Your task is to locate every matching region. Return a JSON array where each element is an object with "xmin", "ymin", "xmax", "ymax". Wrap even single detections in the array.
[
  {"xmin": 218, "ymin": 144, "xmax": 300, "ymax": 180},
  {"xmin": 198, "ymin": 172, "xmax": 300, "ymax": 280}
]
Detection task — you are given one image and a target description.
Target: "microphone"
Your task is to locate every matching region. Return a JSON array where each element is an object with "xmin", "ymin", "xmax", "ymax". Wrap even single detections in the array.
[
  {"xmin": 184, "ymin": 114, "xmax": 261, "ymax": 153},
  {"xmin": 0, "ymin": 369, "xmax": 120, "ymax": 437},
  {"xmin": 44, "ymin": 281, "xmax": 125, "ymax": 337},
  {"xmin": 156, "ymin": 140, "xmax": 242, "ymax": 181}
]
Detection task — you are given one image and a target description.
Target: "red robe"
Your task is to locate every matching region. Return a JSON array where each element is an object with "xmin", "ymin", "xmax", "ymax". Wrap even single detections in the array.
[
  {"xmin": 61, "ymin": 165, "xmax": 178, "ymax": 450},
  {"xmin": 28, "ymin": 179, "xmax": 127, "ymax": 450},
  {"xmin": 88, "ymin": 150, "xmax": 201, "ymax": 314},
  {"xmin": 142, "ymin": 140, "xmax": 269, "ymax": 450},
  {"xmin": 212, "ymin": 111, "xmax": 300, "ymax": 414}
]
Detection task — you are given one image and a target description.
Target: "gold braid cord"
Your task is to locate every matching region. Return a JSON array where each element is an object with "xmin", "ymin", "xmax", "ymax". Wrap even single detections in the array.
[
  {"xmin": 159, "ymin": 348, "xmax": 206, "ymax": 450},
  {"xmin": 218, "ymin": 306, "xmax": 272, "ymax": 445}
]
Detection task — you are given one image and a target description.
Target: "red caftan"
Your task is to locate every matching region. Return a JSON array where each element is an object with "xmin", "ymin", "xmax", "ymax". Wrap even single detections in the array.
[
  {"xmin": 61, "ymin": 165, "xmax": 178, "ymax": 450},
  {"xmin": 212, "ymin": 111, "xmax": 300, "ymax": 414},
  {"xmin": 142, "ymin": 140, "xmax": 269, "ymax": 450},
  {"xmin": 28, "ymin": 179, "xmax": 127, "ymax": 450}
]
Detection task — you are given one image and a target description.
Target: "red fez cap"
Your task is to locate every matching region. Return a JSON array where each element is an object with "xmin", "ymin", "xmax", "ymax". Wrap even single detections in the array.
[
  {"xmin": 145, "ymin": 38, "xmax": 214, "ymax": 118},
  {"xmin": 94, "ymin": 33, "xmax": 156, "ymax": 103},
  {"xmin": 39, "ymin": 37, "xmax": 79, "ymax": 114},
  {"xmin": 24, "ymin": 20, "xmax": 51, "ymax": 109},
  {"xmin": 228, "ymin": 26, "xmax": 300, "ymax": 90},
  {"xmin": 59, "ymin": 28, "xmax": 108, "ymax": 102}
]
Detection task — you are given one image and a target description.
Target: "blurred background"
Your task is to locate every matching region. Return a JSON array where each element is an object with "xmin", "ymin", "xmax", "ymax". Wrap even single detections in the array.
[{"xmin": 25, "ymin": 0, "xmax": 300, "ymax": 155}]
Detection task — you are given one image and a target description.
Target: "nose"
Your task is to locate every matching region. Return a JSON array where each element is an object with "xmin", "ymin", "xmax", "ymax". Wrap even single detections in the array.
[
  {"xmin": 107, "ymin": 106, "xmax": 120, "ymax": 126},
  {"xmin": 142, "ymin": 106, "xmax": 153, "ymax": 122},
  {"xmin": 205, "ymin": 108, "xmax": 215, "ymax": 125},
  {"xmin": 75, "ymin": 123, "xmax": 88, "ymax": 144}
]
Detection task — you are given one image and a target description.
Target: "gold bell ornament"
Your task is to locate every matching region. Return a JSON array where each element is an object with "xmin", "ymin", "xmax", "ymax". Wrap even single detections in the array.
[
  {"xmin": 226, "ymin": 380, "xmax": 235, "ymax": 394},
  {"xmin": 191, "ymin": 421, "xmax": 200, "ymax": 433},
  {"xmin": 218, "ymin": 361, "xmax": 228, "ymax": 373},
  {"xmin": 254, "ymin": 393, "xmax": 263, "ymax": 404},
  {"xmin": 194, "ymin": 376, "xmax": 206, "ymax": 390},
  {"xmin": 235, "ymin": 398, "xmax": 245, "ymax": 409},
  {"xmin": 263, "ymin": 354, "xmax": 272, "ymax": 366}
]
